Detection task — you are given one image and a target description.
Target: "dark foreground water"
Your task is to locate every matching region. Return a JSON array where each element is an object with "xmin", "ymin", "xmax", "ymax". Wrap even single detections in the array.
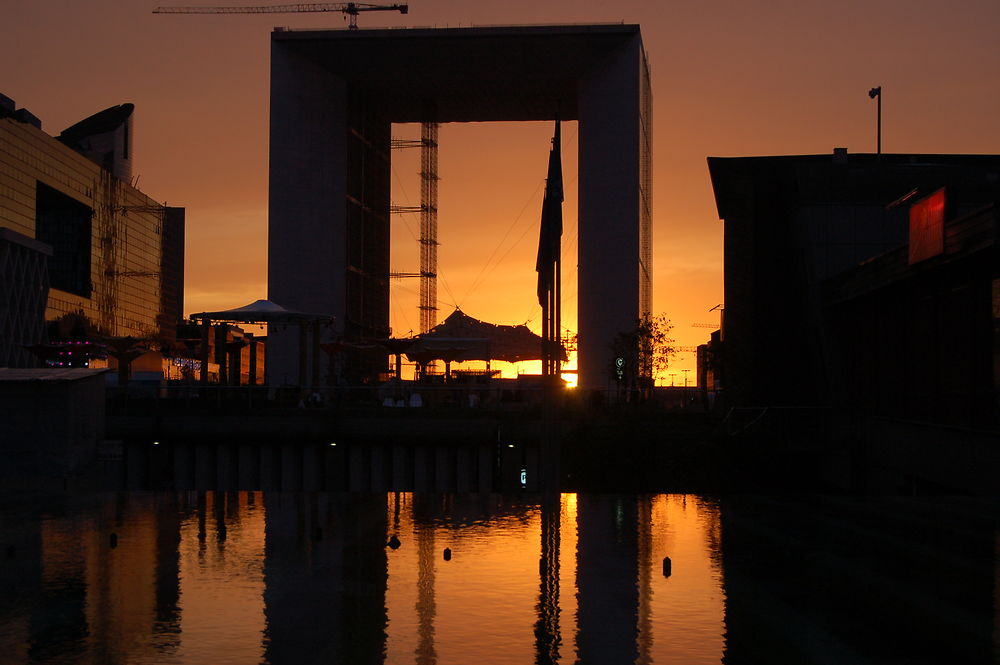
[{"xmin": 0, "ymin": 490, "xmax": 997, "ymax": 664}]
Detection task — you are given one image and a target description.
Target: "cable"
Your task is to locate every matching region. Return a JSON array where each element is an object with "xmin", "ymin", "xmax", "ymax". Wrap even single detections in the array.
[
  {"xmin": 438, "ymin": 274, "xmax": 460, "ymax": 311},
  {"xmin": 391, "ymin": 280, "xmax": 457, "ymax": 311},
  {"xmin": 391, "ymin": 163, "xmax": 420, "ymax": 242},
  {"xmin": 458, "ymin": 177, "xmax": 545, "ymax": 307},
  {"xmin": 458, "ymin": 122, "xmax": 580, "ymax": 308}
]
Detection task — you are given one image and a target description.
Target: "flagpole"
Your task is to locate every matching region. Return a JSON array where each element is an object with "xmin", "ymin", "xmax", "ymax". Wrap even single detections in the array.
[
  {"xmin": 542, "ymin": 281, "xmax": 550, "ymax": 377},
  {"xmin": 555, "ymin": 255, "xmax": 561, "ymax": 379}
]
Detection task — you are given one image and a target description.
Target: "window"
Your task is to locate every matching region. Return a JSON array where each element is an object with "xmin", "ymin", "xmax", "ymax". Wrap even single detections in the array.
[{"xmin": 35, "ymin": 181, "xmax": 92, "ymax": 297}]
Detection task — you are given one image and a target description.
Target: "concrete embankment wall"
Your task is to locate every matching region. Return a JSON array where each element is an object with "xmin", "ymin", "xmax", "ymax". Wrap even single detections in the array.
[
  {"xmin": 117, "ymin": 438, "xmax": 540, "ymax": 493},
  {"xmin": 108, "ymin": 411, "xmax": 544, "ymax": 446},
  {"xmin": 107, "ymin": 410, "xmax": 550, "ymax": 492}
]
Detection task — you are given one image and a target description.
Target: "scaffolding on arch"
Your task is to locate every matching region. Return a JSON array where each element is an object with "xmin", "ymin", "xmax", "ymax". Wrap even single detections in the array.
[{"xmin": 390, "ymin": 121, "xmax": 439, "ymax": 335}]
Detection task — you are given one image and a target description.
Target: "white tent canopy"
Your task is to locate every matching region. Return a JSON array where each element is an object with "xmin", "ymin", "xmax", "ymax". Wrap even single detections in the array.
[{"xmin": 190, "ymin": 299, "xmax": 333, "ymax": 324}]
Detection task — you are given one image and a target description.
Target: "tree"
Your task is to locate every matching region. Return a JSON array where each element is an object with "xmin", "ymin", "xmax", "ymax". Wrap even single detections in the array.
[{"xmin": 609, "ymin": 314, "xmax": 676, "ymax": 395}]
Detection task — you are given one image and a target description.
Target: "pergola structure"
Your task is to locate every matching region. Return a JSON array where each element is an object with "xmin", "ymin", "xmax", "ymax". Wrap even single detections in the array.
[{"xmin": 190, "ymin": 299, "xmax": 333, "ymax": 387}]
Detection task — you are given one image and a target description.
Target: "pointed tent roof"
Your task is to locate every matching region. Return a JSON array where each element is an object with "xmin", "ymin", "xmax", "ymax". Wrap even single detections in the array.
[
  {"xmin": 405, "ymin": 309, "xmax": 564, "ymax": 363},
  {"xmin": 190, "ymin": 299, "xmax": 333, "ymax": 324}
]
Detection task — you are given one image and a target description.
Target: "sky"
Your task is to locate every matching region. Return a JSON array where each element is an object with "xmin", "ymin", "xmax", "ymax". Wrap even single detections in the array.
[{"xmin": 3, "ymin": 0, "xmax": 1000, "ymax": 383}]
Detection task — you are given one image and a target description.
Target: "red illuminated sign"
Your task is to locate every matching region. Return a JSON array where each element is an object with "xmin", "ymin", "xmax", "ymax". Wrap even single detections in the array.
[{"xmin": 908, "ymin": 188, "xmax": 945, "ymax": 264}]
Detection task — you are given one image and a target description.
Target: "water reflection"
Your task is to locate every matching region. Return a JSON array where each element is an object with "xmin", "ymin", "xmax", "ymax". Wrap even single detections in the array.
[
  {"xmin": 0, "ymin": 492, "xmax": 725, "ymax": 664},
  {"xmin": 3, "ymin": 491, "xmax": 994, "ymax": 664},
  {"xmin": 175, "ymin": 491, "xmax": 265, "ymax": 664},
  {"xmin": 719, "ymin": 495, "xmax": 1000, "ymax": 665},
  {"xmin": 535, "ymin": 494, "xmax": 561, "ymax": 665}
]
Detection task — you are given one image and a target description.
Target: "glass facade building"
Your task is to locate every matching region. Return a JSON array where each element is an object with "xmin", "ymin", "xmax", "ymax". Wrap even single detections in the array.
[{"xmin": 0, "ymin": 109, "xmax": 184, "ymax": 353}]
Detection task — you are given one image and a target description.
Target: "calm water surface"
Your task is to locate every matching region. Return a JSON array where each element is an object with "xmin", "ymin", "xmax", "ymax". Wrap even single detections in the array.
[
  {"xmin": 2, "ymin": 491, "xmax": 998, "ymax": 664},
  {"xmin": 0, "ymin": 492, "xmax": 724, "ymax": 665}
]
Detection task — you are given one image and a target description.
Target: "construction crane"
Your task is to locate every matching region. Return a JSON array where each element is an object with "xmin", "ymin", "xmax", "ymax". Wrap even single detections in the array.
[{"xmin": 153, "ymin": 2, "xmax": 408, "ymax": 29}]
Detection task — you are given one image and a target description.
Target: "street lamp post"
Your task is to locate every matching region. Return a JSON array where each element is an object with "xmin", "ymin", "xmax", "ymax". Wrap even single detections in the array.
[
  {"xmin": 869, "ymin": 86, "xmax": 882, "ymax": 156},
  {"xmin": 682, "ymin": 368, "xmax": 691, "ymax": 388}
]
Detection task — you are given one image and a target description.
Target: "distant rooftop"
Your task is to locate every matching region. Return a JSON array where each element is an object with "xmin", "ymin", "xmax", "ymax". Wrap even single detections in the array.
[
  {"xmin": 58, "ymin": 103, "xmax": 133, "ymax": 148},
  {"xmin": 708, "ymin": 151, "xmax": 1000, "ymax": 219}
]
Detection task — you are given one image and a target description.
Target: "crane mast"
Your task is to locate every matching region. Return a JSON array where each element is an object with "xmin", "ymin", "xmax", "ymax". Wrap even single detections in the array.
[
  {"xmin": 153, "ymin": 3, "xmax": 408, "ymax": 29},
  {"xmin": 390, "ymin": 123, "xmax": 440, "ymax": 336}
]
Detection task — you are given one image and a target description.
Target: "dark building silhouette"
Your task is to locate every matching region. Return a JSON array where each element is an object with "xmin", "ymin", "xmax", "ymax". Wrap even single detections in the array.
[
  {"xmin": 825, "ymin": 200, "xmax": 997, "ymax": 428},
  {"xmin": 709, "ymin": 152, "xmax": 999, "ymax": 421},
  {"xmin": 709, "ymin": 151, "xmax": 999, "ymax": 490}
]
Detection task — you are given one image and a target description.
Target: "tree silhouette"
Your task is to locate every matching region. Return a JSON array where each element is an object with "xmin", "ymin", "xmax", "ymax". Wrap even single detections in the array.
[{"xmin": 609, "ymin": 314, "xmax": 676, "ymax": 395}]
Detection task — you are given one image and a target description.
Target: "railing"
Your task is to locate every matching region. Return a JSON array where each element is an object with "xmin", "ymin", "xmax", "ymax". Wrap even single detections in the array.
[
  {"xmin": 105, "ymin": 381, "xmax": 705, "ymax": 416},
  {"xmin": 106, "ymin": 381, "xmax": 552, "ymax": 416}
]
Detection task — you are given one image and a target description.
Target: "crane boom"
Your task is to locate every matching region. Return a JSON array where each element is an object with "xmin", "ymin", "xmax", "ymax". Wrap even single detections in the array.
[{"xmin": 153, "ymin": 3, "xmax": 408, "ymax": 28}]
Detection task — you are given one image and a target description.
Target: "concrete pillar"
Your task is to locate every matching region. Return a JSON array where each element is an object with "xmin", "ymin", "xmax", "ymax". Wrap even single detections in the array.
[
  {"xmin": 173, "ymin": 442, "xmax": 193, "ymax": 490},
  {"xmin": 434, "ymin": 446, "xmax": 451, "ymax": 492},
  {"xmin": 298, "ymin": 322, "xmax": 307, "ymax": 388},
  {"xmin": 312, "ymin": 320, "xmax": 321, "ymax": 388},
  {"xmin": 216, "ymin": 326, "xmax": 228, "ymax": 386},
  {"xmin": 370, "ymin": 444, "xmax": 387, "ymax": 492},
  {"xmin": 577, "ymin": 34, "xmax": 645, "ymax": 390},
  {"xmin": 268, "ymin": 41, "xmax": 348, "ymax": 386},
  {"xmin": 248, "ymin": 335, "xmax": 258, "ymax": 386},
  {"xmin": 281, "ymin": 444, "xmax": 301, "ymax": 491},
  {"xmin": 456, "ymin": 446, "xmax": 472, "ymax": 493},
  {"xmin": 238, "ymin": 443, "xmax": 257, "ymax": 490},
  {"xmin": 414, "ymin": 446, "xmax": 432, "ymax": 492},
  {"xmin": 349, "ymin": 445, "xmax": 366, "ymax": 491},
  {"xmin": 477, "ymin": 445, "xmax": 493, "ymax": 492},
  {"xmin": 199, "ymin": 319, "xmax": 209, "ymax": 386},
  {"xmin": 392, "ymin": 444, "xmax": 408, "ymax": 491}
]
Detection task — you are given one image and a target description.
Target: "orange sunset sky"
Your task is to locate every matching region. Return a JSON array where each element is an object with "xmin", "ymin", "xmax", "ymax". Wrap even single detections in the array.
[{"xmin": 4, "ymin": 0, "xmax": 1000, "ymax": 383}]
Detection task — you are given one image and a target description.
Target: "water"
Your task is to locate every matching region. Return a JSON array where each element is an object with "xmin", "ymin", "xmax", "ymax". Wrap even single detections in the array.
[{"xmin": 1, "ymin": 491, "xmax": 997, "ymax": 664}]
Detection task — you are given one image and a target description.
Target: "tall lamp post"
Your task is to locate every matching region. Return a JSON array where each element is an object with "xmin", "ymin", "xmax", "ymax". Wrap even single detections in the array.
[
  {"xmin": 868, "ymin": 86, "xmax": 882, "ymax": 156},
  {"xmin": 681, "ymin": 368, "xmax": 691, "ymax": 388}
]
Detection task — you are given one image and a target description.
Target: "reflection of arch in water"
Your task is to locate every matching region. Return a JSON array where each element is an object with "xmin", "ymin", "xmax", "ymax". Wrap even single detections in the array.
[
  {"xmin": 262, "ymin": 493, "xmax": 388, "ymax": 665},
  {"xmin": 575, "ymin": 495, "xmax": 640, "ymax": 664}
]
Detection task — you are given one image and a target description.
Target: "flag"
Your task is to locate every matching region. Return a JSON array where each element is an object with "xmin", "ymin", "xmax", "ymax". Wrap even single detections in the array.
[{"xmin": 536, "ymin": 119, "xmax": 563, "ymax": 306}]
